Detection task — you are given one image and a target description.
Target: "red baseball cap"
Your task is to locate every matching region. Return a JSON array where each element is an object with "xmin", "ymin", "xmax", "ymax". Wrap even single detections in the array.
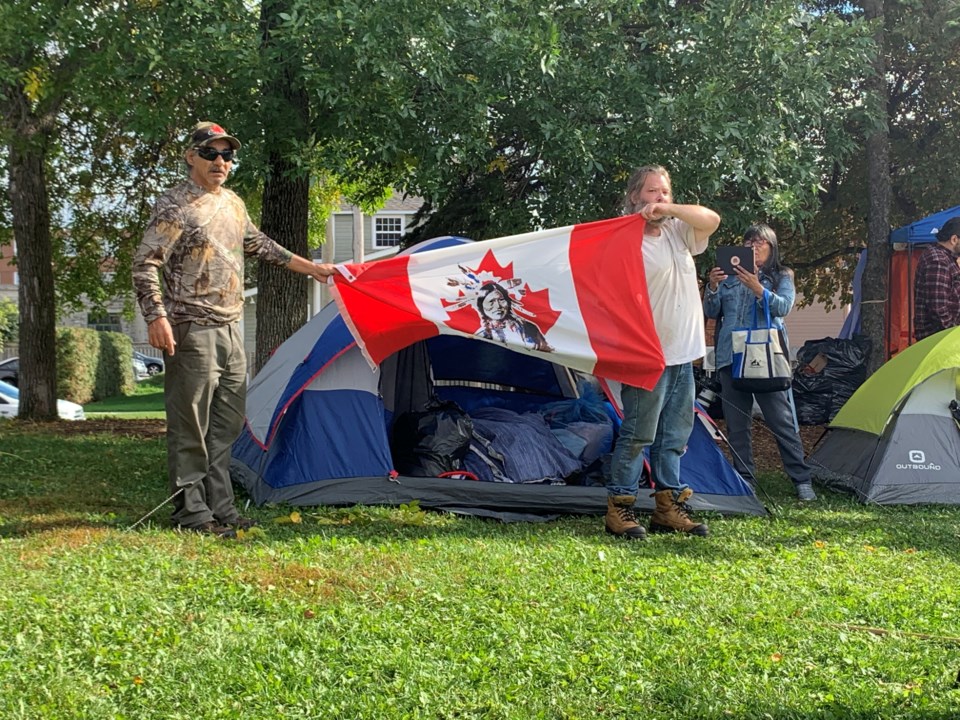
[{"xmin": 189, "ymin": 121, "xmax": 241, "ymax": 150}]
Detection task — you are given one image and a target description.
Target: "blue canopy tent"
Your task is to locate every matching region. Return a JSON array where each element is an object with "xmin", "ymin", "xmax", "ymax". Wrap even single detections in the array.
[
  {"xmin": 839, "ymin": 205, "xmax": 960, "ymax": 357},
  {"xmin": 889, "ymin": 205, "xmax": 960, "ymax": 244}
]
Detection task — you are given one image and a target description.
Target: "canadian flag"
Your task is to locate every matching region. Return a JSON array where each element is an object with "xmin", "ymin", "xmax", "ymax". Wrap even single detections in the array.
[{"xmin": 330, "ymin": 214, "xmax": 665, "ymax": 389}]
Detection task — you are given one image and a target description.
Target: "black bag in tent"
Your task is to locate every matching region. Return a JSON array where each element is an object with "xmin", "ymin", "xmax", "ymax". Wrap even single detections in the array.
[{"xmin": 391, "ymin": 401, "xmax": 475, "ymax": 477}]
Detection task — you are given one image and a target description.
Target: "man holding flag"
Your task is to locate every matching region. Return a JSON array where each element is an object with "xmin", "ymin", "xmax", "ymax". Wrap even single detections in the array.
[
  {"xmin": 133, "ymin": 122, "xmax": 337, "ymax": 538},
  {"xmin": 605, "ymin": 166, "xmax": 721, "ymax": 540}
]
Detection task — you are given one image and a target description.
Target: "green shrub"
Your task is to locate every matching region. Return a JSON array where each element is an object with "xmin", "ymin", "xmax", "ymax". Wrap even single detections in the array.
[
  {"xmin": 0, "ymin": 298, "xmax": 17, "ymax": 352},
  {"xmin": 56, "ymin": 327, "xmax": 136, "ymax": 403}
]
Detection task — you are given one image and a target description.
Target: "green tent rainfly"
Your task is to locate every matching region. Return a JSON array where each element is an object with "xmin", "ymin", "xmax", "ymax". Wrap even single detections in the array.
[{"xmin": 810, "ymin": 326, "xmax": 960, "ymax": 504}]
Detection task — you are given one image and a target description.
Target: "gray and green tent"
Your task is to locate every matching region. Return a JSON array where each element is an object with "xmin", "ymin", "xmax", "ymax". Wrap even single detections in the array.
[{"xmin": 809, "ymin": 326, "xmax": 960, "ymax": 504}]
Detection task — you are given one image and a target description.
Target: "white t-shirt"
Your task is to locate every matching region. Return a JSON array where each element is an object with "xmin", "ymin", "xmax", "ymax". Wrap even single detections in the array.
[{"xmin": 641, "ymin": 217, "xmax": 708, "ymax": 365}]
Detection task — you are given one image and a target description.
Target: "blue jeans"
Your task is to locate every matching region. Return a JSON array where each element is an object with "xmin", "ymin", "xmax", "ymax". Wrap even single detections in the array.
[
  {"xmin": 717, "ymin": 366, "xmax": 811, "ymax": 485},
  {"xmin": 608, "ymin": 363, "xmax": 695, "ymax": 497}
]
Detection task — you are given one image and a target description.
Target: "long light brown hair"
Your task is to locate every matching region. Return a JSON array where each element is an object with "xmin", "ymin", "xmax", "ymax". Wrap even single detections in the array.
[{"xmin": 623, "ymin": 165, "xmax": 671, "ymax": 215}]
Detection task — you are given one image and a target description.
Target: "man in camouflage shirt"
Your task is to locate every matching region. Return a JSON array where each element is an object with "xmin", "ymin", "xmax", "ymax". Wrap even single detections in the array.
[{"xmin": 133, "ymin": 121, "xmax": 336, "ymax": 538}]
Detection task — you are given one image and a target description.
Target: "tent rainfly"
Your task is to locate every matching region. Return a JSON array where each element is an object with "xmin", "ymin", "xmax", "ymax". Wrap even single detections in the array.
[{"xmin": 809, "ymin": 325, "xmax": 960, "ymax": 504}]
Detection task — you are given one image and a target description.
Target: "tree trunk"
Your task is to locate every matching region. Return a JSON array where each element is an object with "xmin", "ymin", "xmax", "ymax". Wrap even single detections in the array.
[
  {"xmin": 5, "ymin": 93, "xmax": 58, "ymax": 420},
  {"xmin": 254, "ymin": 0, "xmax": 312, "ymax": 375},
  {"xmin": 860, "ymin": 0, "xmax": 891, "ymax": 377},
  {"xmin": 255, "ymin": 161, "xmax": 310, "ymax": 373}
]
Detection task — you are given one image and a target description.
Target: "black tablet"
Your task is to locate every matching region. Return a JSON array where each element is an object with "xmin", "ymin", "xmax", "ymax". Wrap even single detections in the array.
[{"xmin": 715, "ymin": 246, "xmax": 755, "ymax": 276}]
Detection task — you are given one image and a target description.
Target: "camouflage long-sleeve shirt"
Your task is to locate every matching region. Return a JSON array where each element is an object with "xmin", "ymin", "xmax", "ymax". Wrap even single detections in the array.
[{"xmin": 133, "ymin": 179, "xmax": 293, "ymax": 326}]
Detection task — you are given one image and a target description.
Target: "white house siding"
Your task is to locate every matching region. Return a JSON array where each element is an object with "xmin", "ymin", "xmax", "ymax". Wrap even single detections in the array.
[
  {"xmin": 784, "ymin": 294, "xmax": 851, "ymax": 356},
  {"xmin": 328, "ymin": 190, "xmax": 425, "ymax": 263},
  {"xmin": 332, "ymin": 214, "xmax": 356, "ymax": 264},
  {"xmin": 329, "ymin": 212, "xmax": 419, "ymax": 261}
]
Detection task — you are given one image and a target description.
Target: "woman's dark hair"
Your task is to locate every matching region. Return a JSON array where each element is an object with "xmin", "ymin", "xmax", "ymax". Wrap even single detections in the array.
[{"xmin": 744, "ymin": 223, "xmax": 787, "ymax": 288}]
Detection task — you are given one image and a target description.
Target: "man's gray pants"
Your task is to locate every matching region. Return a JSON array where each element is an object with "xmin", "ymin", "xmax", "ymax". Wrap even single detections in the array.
[{"xmin": 164, "ymin": 322, "xmax": 246, "ymax": 528}]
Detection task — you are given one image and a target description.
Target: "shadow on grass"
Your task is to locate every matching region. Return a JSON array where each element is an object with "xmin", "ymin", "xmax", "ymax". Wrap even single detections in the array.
[
  {"xmin": 5, "ymin": 472, "xmax": 960, "ymax": 560},
  {"xmin": 3, "ymin": 422, "xmax": 959, "ymax": 563}
]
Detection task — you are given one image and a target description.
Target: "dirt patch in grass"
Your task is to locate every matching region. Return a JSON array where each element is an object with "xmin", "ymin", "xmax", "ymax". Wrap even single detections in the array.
[
  {"xmin": 16, "ymin": 526, "xmax": 114, "ymax": 559},
  {"xmin": 715, "ymin": 419, "xmax": 827, "ymax": 472},
  {"xmin": 16, "ymin": 418, "xmax": 167, "ymax": 438},
  {"xmin": 237, "ymin": 555, "xmax": 413, "ymax": 603}
]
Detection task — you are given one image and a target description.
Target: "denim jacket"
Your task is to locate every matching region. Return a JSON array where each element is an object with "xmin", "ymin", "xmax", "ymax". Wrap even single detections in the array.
[{"xmin": 703, "ymin": 269, "xmax": 795, "ymax": 370}]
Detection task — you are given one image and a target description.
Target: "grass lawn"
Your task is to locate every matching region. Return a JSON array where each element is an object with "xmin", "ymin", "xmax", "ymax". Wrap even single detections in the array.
[
  {"xmin": 2, "ymin": 421, "xmax": 960, "ymax": 719},
  {"xmin": 83, "ymin": 375, "xmax": 166, "ymax": 419}
]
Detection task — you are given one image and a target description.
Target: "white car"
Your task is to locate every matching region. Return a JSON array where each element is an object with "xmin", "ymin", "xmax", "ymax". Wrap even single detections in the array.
[
  {"xmin": 133, "ymin": 356, "xmax": 149, "ymax": 381},
  {"xmin": 0, "ymin": 379, "xmax": 86, "ymax": 421},
  {"xmin": 133, "ymin": 350, "xmax": 164, "ymax": 376}
]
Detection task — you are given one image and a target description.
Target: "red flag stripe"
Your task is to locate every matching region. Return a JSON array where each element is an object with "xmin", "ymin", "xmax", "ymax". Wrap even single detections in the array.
[
  {"xmin": 569, "ymin": 216, "xmax": 664, "ymax": 389},
  {"xmin": 331, "ymin": 255, "xmax": 438, "ymax": 367}
]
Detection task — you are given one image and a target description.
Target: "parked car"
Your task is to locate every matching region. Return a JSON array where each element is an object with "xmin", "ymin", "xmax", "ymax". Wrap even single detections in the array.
[
  {"xmin": 1, "ymin": 353, "xmax": 154, "ymax": 385},
  {"xmin": 0, "ymin": 356, "xmax": 18, "ymax": 386},
  {"xmin": 0, "ymin": 379, "xmax": 85, "ymax": 421},
  {"xmin": 133, "ymin": 350, "xmax": 164, "ymax": 376},
  {"xmin": 133, "ymin": 356, "xmax": 149, "ymax": 381}
]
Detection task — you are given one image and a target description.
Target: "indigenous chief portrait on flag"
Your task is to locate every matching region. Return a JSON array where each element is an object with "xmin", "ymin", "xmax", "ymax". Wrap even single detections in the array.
[
  {"xmin": 444, "ymin": 255, "xmax": 555, "ymax": 353},
  {"xmin": 330, "ymin": 214, "xmax": 666, "ymax": 390}
]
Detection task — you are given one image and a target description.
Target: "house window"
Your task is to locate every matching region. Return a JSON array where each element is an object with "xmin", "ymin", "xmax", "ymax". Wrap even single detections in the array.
[
  {"xmin": 374, "ymin": 216, "xmax": 405, "ymax": 248},
  {"xmin": 88, "ymin": 312, "xmax": 122, "ymax": 332}
]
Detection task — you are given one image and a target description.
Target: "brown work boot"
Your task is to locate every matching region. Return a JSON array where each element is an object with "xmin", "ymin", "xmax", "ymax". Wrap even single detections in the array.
[
  {"xmin": 649, "ymin": 488, "xmax": 708, "ymax": 537},
  {"xmin": 604, "ymin": 495, "xmax": 647, "ymax": 540}
]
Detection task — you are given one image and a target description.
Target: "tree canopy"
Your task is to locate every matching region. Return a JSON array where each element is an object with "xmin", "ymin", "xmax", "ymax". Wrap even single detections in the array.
[
  {"xmin": 7, "ymin": 0, "xmax": 956, "ymax": 414},
  {"xmin": 400, "ymin": 0, "xmax": 875, "ymax": 244},
  {"xmin": 793, "ymin": 0, "xmax": 960, "ymax": 314}
]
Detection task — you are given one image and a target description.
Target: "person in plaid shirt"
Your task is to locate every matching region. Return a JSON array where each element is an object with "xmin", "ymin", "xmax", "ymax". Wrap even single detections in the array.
[{"xmin": 914, "ymin": 216, "xmax": 960, "ymax": 341}]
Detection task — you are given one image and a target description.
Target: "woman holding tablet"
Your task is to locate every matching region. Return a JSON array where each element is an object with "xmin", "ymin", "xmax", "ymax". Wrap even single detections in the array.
[{"xmin": 703, "ymin": 223, "xmax": 817, "ymax": 501}]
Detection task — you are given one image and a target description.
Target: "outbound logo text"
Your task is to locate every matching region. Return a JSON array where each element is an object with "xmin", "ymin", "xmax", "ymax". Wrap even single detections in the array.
[{"xmin": 895, "ymin": 450, "xmax": 941, "ymax": 471}]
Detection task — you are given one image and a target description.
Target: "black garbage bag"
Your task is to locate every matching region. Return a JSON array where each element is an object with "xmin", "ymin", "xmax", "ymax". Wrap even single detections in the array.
[
  {"xmin": 792, "ymin": 335, "xmax": 871, "ymax": 425},
  {"xmin": 391, "ymin": 401, "xmax": 475, "ymax": 476},
  {"xmin": 791, "ymin": 373, "xmax": 834, "ymax": 426}
]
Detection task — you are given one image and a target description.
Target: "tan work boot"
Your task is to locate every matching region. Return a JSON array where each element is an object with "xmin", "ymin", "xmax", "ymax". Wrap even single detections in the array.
[
  {"xmin": 649, "ymin": 488, "xmax": 708, "ymax": 537},
  {"xmin": 604, "ymin": 495, "xmax": 647, "ymax": 540}
]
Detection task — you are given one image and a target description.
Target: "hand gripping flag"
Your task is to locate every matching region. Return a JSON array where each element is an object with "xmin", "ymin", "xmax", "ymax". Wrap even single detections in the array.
[{"xmin": 329, "ymin": 214, "xmax": 665, "ymax": 389}]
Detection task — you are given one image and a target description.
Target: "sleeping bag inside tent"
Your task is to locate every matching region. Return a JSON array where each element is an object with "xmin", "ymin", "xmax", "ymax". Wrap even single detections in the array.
[{"xmin": 231, "ymin": 299, "xmax": 766, "ymax": 520}]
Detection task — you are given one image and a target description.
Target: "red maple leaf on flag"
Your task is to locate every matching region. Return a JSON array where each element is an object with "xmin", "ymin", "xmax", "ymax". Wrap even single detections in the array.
[
  {"xmin": 472, "ymin": 250, "xmax": 514, "ymax": 284},
  {"xmin": 513, "ymin": 283, "xmax": 561, "ymax": 335}
]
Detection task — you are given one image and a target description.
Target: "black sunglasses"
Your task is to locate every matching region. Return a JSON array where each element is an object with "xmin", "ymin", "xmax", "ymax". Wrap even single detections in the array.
[{"xmin": 195, "ymin": 146, "xmax": 236, "ymax": 162}]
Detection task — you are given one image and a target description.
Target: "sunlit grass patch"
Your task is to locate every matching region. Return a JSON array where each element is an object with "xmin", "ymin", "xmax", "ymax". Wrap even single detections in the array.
[
  {"xmin": 2, "ymin": 423, "xmax": 960, "ymax": 718},
  {"xmin": 84, "ymin": 374, "xmax": 166, "ymax": 418}
]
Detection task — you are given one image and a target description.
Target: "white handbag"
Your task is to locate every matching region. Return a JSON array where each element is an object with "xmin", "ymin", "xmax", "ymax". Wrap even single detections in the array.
[{"xmin": 730, "ymin": 295, "xmax": 792, "ymax": 393}]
